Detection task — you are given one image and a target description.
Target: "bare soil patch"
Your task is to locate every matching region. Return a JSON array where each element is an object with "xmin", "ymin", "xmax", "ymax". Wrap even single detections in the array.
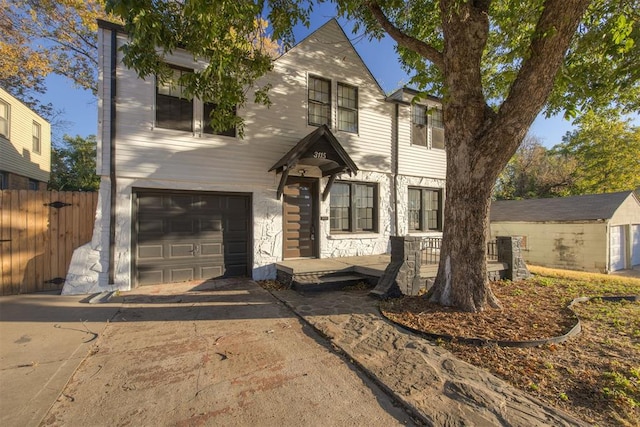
[{"xmin": 380, "ymin": 269, "xmax": 640, "ymax": 426}]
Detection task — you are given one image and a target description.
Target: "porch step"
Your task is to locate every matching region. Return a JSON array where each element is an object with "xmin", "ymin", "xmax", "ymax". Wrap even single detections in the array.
[{"xmin": 292, "ymin": 273, "xmax": 370, "ymax": 293}]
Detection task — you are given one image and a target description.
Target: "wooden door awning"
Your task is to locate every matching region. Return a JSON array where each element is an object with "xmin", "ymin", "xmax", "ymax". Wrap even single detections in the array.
[{"xmin": 269, "ymin": 125, "xmax": 359, "ymax": 199}]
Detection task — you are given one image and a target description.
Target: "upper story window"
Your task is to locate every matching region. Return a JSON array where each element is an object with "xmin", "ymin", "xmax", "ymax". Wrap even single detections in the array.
[
  {"xmin": 330, "ymin": 181, "xmax": 377, "ymax": 233},
  {"xmin": 412, "ymin": 104, "xmax": 445, "ymax": 149},
  {"xmin": 337, "ymin": 83, "xmax": 358, "ymax": 133},
  {"xmin": 308, "ymin": 75, "xmax": 331, "ymax": 127},
  {"xmin": 28, "ymin": 179, "xmax": 39, "ymax": 190},
  {"xmin": 32, "ymin": 121, "xmax": 41, "ymax": 154},
  {"xmin": 0, "ymin": 99, "xmax": 9, "ymax": 138},
  {"xmin": 156, "ymin": 65, "xmax": 193, "ymax": 132},
  {"xmin": 408, "ymin": 187, "xmax": 442, "ymax": 232},
  {"xmin": 203, "ymin": 103, "xmax": 236, "ymax": 137},
  {"xmin": 412, "ymin": 104, "xmax": 427, "ymax": 147},
  {"xmin": 0, "ymin": 171, "xmax": 7, "ymax": 189},
  {"xmin": 430, "ymin": 108, "xmax": 444, "ymax": 149}
]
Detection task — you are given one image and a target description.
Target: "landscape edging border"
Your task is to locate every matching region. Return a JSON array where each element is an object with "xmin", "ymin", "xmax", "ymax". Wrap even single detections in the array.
[{"xmin": 380, "ymin": 295, "xmax": 639, "ymax": 348}]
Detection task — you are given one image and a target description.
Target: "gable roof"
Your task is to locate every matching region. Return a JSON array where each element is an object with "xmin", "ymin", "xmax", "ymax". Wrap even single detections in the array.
[
  {"xmin": 269, "ymin": 124, "xmax": 358, "ymax": 176},
  {"xmin": 490, "ymin": 191, "xmax": 638, "ymax": 222},
  {"xmin": 278, "ymin": 18, "xmax": 386, "ymax": 97}
]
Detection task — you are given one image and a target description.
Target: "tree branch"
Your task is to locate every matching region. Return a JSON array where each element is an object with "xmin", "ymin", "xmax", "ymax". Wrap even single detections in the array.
[
  {"xmin": 495, "ymin": 0, "xmax": 591, "ymax": 139},
  {"xmin": 365, "ymin": 1, "xmax": 445, "ymax": 71}
]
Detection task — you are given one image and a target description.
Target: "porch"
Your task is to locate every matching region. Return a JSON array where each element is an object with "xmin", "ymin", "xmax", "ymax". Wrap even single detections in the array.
[{"xmin": 275, "ymin": 252, "xmax": 508, "ymax": 293}]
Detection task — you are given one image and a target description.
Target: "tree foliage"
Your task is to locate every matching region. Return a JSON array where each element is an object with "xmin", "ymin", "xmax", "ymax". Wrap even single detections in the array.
[
  {"xmin": 553, "ymin": 110, "xmax": 640, "ymax": 194},
  {"xmin": 493, "ymin": 136, "xmax": 576, "ymax": 200},
  {"xmin": 107, "ymin": 0, "xmax": 639, "ymax": 311},
  {"xmin": 106, "ymin": 0, "xmax": 307, "ymax": 136},
  {"xmin": 0, "ymin": 0, "xmax": 112, "ymax": 97},
  {"xmin": 49, "ymin": 135, "xmax": 100, "ymax": 192}
]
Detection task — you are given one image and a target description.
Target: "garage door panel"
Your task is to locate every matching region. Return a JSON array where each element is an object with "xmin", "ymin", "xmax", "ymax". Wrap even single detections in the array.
[
  {"xmin": 135, "ymin": 191, "xmax": 250, "ymax": 286},
  {"xmin": 201, "ymin": 265, "xmax": 224, "ymax": 278},
  {"xmin": 138, "ymin": 244, "xmax": 163, "ymax": 260},
  {"xmin": 138, "ymin": 269, "xmax": 164, "ymax": 286},
  {"xmin": 201, "ymin": 219, "xmax": 223, "ymax": 232},
  {"xmin": 170, "ymin": 243, "xmax": 196, "ymax": 258},
  {"xmin": 200, "ymin": 242, "xmax": 222, "ymax": 256}
]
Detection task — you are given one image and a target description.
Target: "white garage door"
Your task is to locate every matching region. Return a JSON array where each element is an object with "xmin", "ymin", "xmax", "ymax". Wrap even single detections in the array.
[
  {"xmin": 632, "ymin": 225, "xmax": 640, "ymax": 267},
  {"xmin": 609, "ymin": 225, "xmax": 626, "ymax": 271}
]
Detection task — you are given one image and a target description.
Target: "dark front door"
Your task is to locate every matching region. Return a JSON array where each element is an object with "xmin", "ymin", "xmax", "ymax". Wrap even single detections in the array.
[{"xmin": 283, "ymin": 178, "xmax": 317, "ymax": 258}]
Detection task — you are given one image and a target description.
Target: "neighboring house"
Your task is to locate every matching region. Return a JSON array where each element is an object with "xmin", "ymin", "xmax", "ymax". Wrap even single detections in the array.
[
  {"xmin": 490, "ymin": 191, "xmax": 640, "ymax": 273},
  {"xmin": 0, "ymin": 87, "xmax": 51, "ymax": 190},
  {"xmin": 63, "ymin": 19, "xmax": 447, "ymax": 294}
]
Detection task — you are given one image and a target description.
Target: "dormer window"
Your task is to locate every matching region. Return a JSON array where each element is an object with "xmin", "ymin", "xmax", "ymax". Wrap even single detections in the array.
[
  {"xmin": 430, "ymin": 108, "xmax": 444, "ymax": 149},
  {"xmin": 308, "ymin": 75, "xmax": 331, "ymax": 127},
  {"xmin": 412, "ymin": 105, "xmax": 427, "ymax": 147},
  {"xmin": 412, "ymin": 104, "xmax": 444, "ymax": 149}
]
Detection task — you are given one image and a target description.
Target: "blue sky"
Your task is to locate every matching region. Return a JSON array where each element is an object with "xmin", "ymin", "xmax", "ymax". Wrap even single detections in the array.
[{"xmin": 40, "ymin": 5, "xmax": 575, "ymax": 147}]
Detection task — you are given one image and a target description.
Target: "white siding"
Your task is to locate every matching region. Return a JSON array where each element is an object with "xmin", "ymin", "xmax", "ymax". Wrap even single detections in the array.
[
  {"xmin": 108, "ymin": 20, "xmax": 392, "ymax": 188},
  {"xmin": 0, "ymin": 88, "xmax": 51, "ymax": 182},
  {"xmin": 89, "ymin": 19, "xmax": 402, "ymax": 290},
  {"xmin": 396, "ymin": 100, "xmax": 447, "ymax": 179}
]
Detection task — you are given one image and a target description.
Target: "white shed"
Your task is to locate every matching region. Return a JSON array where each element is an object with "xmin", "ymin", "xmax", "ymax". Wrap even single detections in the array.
[{"xmin": 490, "ymin": 191, "xmax": 640, "ymax": 273}]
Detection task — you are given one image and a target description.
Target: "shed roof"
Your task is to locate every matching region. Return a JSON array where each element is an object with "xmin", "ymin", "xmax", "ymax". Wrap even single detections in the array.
[{"xmin": 490, "ymin": 191, "xmax": 637, "ymax": 222}]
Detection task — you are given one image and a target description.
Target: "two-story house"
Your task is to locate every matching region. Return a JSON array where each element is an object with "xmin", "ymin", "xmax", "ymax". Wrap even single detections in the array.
[
  {"xmin": 0, "ymin": 87, "xmax": 51, "ymax": 190},
  {"xmin": 63, "ymin": 19, "xmax": 447, "ymax": 294}
]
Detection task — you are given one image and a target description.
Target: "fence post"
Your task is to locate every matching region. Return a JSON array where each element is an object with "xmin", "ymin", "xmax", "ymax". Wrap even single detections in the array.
[
  {"xmin": 371, "ymin": 236, "xmax": 423, "ymax": 298},
  {"xmin": 497, "ymin": 236, "xmax": 531, "ymax": 281}
]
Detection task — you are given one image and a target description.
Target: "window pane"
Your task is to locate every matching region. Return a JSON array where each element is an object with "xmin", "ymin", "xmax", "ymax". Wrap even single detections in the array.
[
  {"xmin": 309, "ymin": 102, "xmax": 330, "ymax": 126},
  {"xmin": 338, "ymin": 84, "xmax": 357, "ymax": 109},
  {"xmin": 355, "ymin": 184, "xmax": 374, "ymax": 231},
  {"xmin": 330, "ymin": 183, "xmax": 350, "ymax": 231},
  {"xmin": 156, "ymin": 66, "xmax": 193, "ymax": 131},
  {"xmin": 32, "ymin": 122, "xmax": 41, "ymax": 153},
  {"xmin": 412, "ymin": 105, "xmax": 426, "ymax": 126},
  {"xmin": 309, "ymin": 76, "xmax": 331, "ymax": 126},
  {"xmin": 338, "ymin": 109, "xmax": 357, "ymax": 133},
  {"xmin": 337, "ymin": 82, "xmax": 358, "ymax": 133},
  {"xmin": 0, "ymin": 100, "xmax": 8, "ymax": 137},
  {"xmin": 431, "ymin": 108, "xmax": 444, "ymax": 128},
  {"xmin": 423, "ymin": 189, "xmax": 441, "ymax": 231},
  {"xmin": 408, "ymin": 189, "xmax": 421, "ymax": 231}
]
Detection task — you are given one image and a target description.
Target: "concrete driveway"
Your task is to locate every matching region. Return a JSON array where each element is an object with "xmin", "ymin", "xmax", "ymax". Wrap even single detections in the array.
[
  {"xmin": 0, "ymin": 292, "xmax": 120, "ymax": 426},
  {"xmin": 1, "ymin": 279, "xmax": 416, "ymax": 426}
]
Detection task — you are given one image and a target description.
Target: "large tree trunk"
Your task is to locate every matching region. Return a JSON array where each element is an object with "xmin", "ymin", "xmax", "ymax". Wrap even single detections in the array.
[
  {"xmin": 368, "ymin": 0, "xmax": 591, "ymax": 312},
  {"xmin": 427, "ymin": 135, "xmax": 503, "ymax": 312}
]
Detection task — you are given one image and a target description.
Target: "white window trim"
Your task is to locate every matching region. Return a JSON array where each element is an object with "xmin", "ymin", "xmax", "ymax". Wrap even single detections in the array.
[
  {"xmin": 32, "ymin": 121, "xmax": 41, "ymax": 154},
  {"xmin": 0, "ymin": 99, "xmax": 10, "ymax": 139}
]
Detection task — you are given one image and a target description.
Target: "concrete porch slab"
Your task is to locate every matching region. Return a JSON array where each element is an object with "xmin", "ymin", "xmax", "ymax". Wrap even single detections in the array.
[{"xmin": 276, "ymin": 255, "xmax": 390, "ymax": 276}]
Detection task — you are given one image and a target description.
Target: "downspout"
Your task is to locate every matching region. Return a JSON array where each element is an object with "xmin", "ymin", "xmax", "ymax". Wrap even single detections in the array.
[
  {"xmin": 108, "ymin": 28, "xmax": 117, "ymax": 285},
  {"xmin": 392, "ymin": 103, "xmax": 399, "ymax": 236}
]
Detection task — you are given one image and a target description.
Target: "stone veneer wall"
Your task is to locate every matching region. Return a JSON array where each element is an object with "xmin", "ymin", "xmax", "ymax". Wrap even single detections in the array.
[
  {"xmin": 372, "ymin": 235, "xmax": 531, "ymax": 298},
  {"xmin": 395, "ymin": 175, "xmax": 445, "ymax": 236},
  {"xmin": 320, "ymin": 171, "xmax": 393, "ymax": 258},
  {"xmin": 497, "ymin": 236, "xmax": 531, "ymax": 281}
]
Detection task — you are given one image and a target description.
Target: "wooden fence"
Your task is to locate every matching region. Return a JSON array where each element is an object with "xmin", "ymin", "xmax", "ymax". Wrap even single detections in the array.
[{"xmin": 0, "ymin": 190, "xmax": 98, "ymax": 295}]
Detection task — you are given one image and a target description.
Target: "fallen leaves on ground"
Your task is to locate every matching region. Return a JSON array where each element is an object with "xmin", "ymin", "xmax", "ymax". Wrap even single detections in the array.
[{"xmin": 380, "ymin": 276, "xmax": 640, "ymax": 427}]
